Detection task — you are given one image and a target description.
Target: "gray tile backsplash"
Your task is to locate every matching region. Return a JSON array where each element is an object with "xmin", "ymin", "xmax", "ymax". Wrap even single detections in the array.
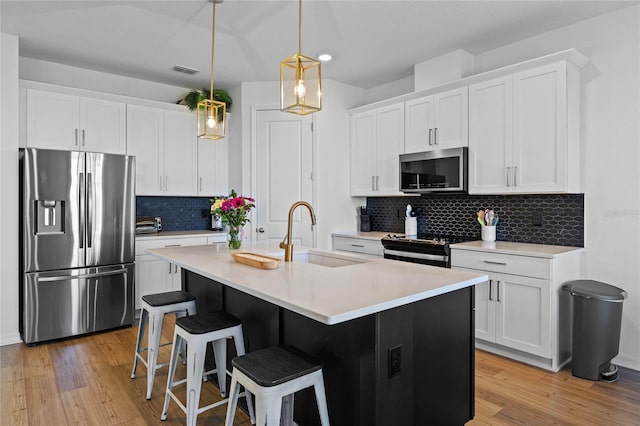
[{"xmin": 366, "ymin": 193, "xmax": 584, "ymax": 247}]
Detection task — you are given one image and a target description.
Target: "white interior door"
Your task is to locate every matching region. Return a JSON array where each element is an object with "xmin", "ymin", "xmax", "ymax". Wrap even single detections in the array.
[{"xmin": 255, "ymin": 110, "xmax": 313, "ymax": 250}]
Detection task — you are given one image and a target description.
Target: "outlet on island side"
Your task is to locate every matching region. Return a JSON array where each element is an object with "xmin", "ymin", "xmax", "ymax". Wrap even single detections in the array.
[
  {"xmin": 388, "ymin": 345, "xmax": 402, "ymax": 378},
  {"xmin": 532, "ymin": 211, "xmax": 543, "ymax": 226}
]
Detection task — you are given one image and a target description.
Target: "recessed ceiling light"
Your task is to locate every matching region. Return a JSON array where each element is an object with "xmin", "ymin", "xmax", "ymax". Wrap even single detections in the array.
[{"xmin": 318, "ymin": 53, "xmax": 332, "ymax": 62}]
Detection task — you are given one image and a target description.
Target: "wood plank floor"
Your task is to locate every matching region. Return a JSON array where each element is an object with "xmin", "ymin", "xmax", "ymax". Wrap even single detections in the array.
[{"xmin": 2, "ymin": 317, "xmax": 639, "ymax": 425}]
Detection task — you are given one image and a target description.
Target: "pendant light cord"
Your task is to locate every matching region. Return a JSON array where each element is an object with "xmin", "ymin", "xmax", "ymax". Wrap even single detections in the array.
[
  {"xmin": 209, "ymin": 0, "xmax": 216, "ymax": 100},
  {"xmin": 298, "ymin": 0, "xmax": 302, "ymax": 55}
]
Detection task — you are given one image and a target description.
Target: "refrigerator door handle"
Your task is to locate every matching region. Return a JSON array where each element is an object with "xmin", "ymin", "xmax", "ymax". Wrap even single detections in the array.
[
  {"xmin": 79, "ymin": 172, "xmax": 85, "ymax": 249},
  {"xmin": 87, "ymin": 172, "xmax": 93, "ymax": 248},
  {"xmin": 38, "ymin": 269, "xmax": 128, "ymax": 281}
]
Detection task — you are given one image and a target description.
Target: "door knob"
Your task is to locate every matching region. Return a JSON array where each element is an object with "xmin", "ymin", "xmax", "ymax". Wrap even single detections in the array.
[{"xmin": 257, "ymin": 227, "xmax": 265, "ymax": 233}]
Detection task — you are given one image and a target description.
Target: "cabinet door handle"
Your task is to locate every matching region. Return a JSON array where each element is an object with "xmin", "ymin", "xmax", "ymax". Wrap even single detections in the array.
[
  {"xmin": 199, "ymin": 177, "xmax": 202, "ymax": 192},
  {"xmin": 159, "ymin": 175, "xmax": 163, "ymax": 191},
  {"xmin": 488, "ymin": 279, "xmax": 493, "ymax": 301},
  {"xmin": 174, "ymin": 264, "xmax": 178, "ymax": 274},
  {"xmin": 351, "ymin": 244, "xmax": 365, "ymax": 248},
  {"xmin": 82, "ymin": 129, "xmax": 86, "ymax": 146},
  {"xmin": 168, "ymin": 262, "xmax": 172, "ymax": 273},
  {"xmin": 75, "ymin": 129, "xmax": 79, "ymax": 145},
  {"xmin": 496, "ymin": 280, "xmax": 501, "ymax": 302},
  {"xmin": 428, "ymin": 128, "xmax": 433, "ymax": 145},
  {"xmin": 506, "ymin": 166, "xmax": 511, "ymax": 186},
  {"xmin": 375, "ymin": 176, "xmax": 379, "ymax": 191},
  {"xmin": 371, "ymin": 176, "xmax": 375, "ymax": 191},
  {"xmin": 513, "ymin": 166, "xmax": 518, "ymax": 187},
  {"xmin": 434, "ymin": 127, "xmax": 438, "ymax": 145},
  {"xmin": 165, "ymin": 176, "xmax": 168, "ymax": 192},
  {"xmin": 484, "ymin": 260, "xmax": 507, "ymax": 266}
]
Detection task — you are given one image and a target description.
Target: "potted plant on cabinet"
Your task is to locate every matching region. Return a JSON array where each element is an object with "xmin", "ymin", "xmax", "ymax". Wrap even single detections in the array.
[{"xmin": 178, "ymin": 88, "xmax": 232, "ymax": 112}]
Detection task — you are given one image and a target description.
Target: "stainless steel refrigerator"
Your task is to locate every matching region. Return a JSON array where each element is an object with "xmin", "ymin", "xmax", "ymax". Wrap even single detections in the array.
[{"xmin": 19, "ymin": 148, "xmax": 135, "ymax": 345}]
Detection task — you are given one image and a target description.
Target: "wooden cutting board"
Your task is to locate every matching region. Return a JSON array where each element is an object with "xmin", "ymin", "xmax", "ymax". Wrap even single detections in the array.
[{"xmin": 231, "ymin": 251, "xmax": 281, "ymax": 270}]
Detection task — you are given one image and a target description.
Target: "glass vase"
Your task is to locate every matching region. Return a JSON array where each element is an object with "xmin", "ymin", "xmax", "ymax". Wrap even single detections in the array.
[{"xmin": 228, "ymin": 226, "xmax": 242, "ymax": 250}]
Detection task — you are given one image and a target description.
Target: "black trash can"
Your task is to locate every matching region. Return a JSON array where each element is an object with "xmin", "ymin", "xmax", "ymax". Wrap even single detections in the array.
[{"xmin": 563, "ymin": 280, "xmax": 627, "ymax": 382}]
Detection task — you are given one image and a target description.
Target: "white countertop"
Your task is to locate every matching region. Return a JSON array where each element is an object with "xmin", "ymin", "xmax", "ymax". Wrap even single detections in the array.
[
  {"xmin": 450, "ymin": 241, "xmax": 585, "ymax": 258},
  {"xmin": 147, "ymin": 241, "xmax": 487, "ymax": 325},
  {"xmin": 136, "ymin": 230, "xmax": 227, "ymax": 240},
  {"xmin": 331, "ymin": 231, "xmax": 397, "ymax": 240}
]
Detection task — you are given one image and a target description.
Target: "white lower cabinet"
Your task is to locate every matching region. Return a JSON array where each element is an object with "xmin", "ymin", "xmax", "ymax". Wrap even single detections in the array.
[
  {"xmin": 134, "ymin": 235, "xmax": 208, "ymax": 310},
  {"xmin": 474, "ymin": 272, "xmax": 550, "ymax": 358},
  {"xmin": 451, "ymin": 244, "xmax": 582, "ymax": 372},
  {"xmin": 331, "ymin": 235, "xmax": 383, "ymax": 257}
]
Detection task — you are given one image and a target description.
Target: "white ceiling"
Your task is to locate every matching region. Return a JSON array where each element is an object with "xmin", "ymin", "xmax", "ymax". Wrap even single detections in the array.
[{"xmin": 1, "ymin": 1, "xmax": 636, "ymax": 90}]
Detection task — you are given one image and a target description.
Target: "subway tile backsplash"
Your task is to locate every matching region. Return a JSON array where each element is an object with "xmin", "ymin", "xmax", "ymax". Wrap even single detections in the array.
[
  {"xmin": 366, "ymin": 193, "xmax": 584, "ymax": 247},
  {"xmin": 136, "ymin": 197, "xmax": 212, "ymax": 231}
]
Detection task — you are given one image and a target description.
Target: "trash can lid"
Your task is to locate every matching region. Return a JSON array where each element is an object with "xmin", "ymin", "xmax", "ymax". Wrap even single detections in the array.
[{"xmin": 562, "ymin": 280, "xmax": 628, "ymax": 301}]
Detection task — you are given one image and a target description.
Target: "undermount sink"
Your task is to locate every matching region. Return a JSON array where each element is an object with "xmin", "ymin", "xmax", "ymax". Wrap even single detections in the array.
[{"xmin": 271, "ymin": 249, "xmax": 367, "ymax": 268}]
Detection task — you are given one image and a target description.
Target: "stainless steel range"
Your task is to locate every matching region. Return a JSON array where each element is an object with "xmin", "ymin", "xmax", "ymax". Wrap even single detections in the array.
[{"xmin": 381, "ymin": 234, "xmax": 474, "ymax": 268}]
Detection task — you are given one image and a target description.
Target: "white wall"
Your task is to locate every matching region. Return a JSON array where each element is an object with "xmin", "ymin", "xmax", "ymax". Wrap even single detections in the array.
[
  {"xmin": 0, "ymin": 33, "xmax": 21, "ymax": 345},
  {"xmin": 19, "ymin": 57, "xmax": 191, "ymax": 103},
  {"xmin": 475, "ymin": 5, "xmax": 640, "ymax": 370},
  {"xmin": 235, "ymin": 80, "xmax": 365, "ymax": 250}
]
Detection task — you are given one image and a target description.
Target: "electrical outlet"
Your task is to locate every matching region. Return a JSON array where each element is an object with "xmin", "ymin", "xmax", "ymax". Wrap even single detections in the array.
[
  {"xmin": 388, "ymin": 345, "xmax": 402, "ymax": 378},
  {"xmin": 532, "ymin": 211, "xmax": 543, "ymax": 226}
]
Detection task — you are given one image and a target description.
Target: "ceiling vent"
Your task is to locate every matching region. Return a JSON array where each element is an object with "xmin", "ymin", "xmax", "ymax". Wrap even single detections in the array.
[{"xmin": 172, "ymin": 65, "xmax": 200, "ymax": 75}]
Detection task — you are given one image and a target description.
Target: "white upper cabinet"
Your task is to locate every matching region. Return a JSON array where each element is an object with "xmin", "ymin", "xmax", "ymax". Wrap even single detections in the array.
[
  {"xmin": 127, "ymin": 106, "xmax": 198, "ymax": 196},
  {"xmin": 26, "ymin": 88, "xmax": 126, "ymax": 154},
  {"xmin": 469, "ymin": 61, "xmax": 582, "ymax": 194},
  {"xmin": 468, "ymin": 76, "xmax": 513, "ymax": 193},
  {"xmin": 350, "ymin": 103, "xmax": 405, "ymax": 196},
  {"xmin": 404, "ymin": 87, "xmax": 468, "ymax": 153},
  {"xmin": 126, "ymin": 105, "xmax": 164, "ymax": 195},
  {"xmin": 163, "ymin": 110, "xmax": 198, "ymax": 196},
  {"xmin": 197, "ymin": 130, "xmax": 229, "ymax": 196}
]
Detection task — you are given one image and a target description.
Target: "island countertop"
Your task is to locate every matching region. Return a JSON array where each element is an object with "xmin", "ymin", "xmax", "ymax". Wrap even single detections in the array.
[{"xmin": 147, "ymin": 242, "xmax": 488, "ymax": 325}]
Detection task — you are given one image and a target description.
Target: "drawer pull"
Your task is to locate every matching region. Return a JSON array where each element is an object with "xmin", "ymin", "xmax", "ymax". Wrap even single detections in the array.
[
  {"xmin": 484, "ymin": 260, "xmax": 507, "ymax": 266},
  {"xmin": 164, "ymin": 244, "xmax": 182, "ymax": 247},
  {"xmin": 351, "ymin": 244, "xmax": 365, "ymax": 248}
]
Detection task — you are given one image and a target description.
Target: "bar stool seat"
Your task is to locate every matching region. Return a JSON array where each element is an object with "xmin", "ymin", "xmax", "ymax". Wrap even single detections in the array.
[
  {"xmin": 131, "ymin": 290, "xmax": 197, "ymax": 399},
  {"xmin": 161, "ymin": 312, "xmax": 255, "ymax": 426},
  {"xmin": 225, "ymin": 345, "xmax": 330, "ymax": 426}
]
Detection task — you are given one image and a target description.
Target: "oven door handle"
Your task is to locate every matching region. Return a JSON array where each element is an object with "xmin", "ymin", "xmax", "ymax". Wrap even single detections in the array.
[{"xmin": 384, "ymin": 249, "xmax": 447, "ymax": 262}]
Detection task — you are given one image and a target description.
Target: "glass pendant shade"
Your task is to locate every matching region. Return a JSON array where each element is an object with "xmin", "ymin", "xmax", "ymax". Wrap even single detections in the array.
[
  {"xmin": 279, "ymin": 0, "xmax": 321, "ymax": 115},
  {"xmin": 280, "ymin": 53, "xmax": 321, "ymax": 115},
  {"xmin": 197, "ymin": 98, "xmax": 226, "ymax": 140}
]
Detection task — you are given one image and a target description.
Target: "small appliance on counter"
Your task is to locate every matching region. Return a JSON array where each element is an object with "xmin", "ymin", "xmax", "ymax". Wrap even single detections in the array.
[
  {"xmin": 136, "ymin": 216, "xmax": 162, "ymax": 234},
  {"xmin": 405, "ymin": 204, "xmax": 417, "ymax": 237},
  {"xmin": 211, "ymin": 213, "xmax": 224, "ymax": 231},
  {"xmin": 358, "ymin": 205, "xmax": 370, "ymax": 232}
]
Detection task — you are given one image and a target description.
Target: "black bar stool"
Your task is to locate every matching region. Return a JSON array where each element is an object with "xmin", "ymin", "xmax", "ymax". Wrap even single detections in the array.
[
  {"xmin": 225, "ymin": 344, "xmax": 330, "ymax": 426},
  {"xmin": 161, "ymin": 312, "xmax": 255, "ymax": 426}
]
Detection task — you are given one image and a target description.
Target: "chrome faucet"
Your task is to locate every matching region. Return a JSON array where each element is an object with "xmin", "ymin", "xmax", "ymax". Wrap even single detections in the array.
[{"xmin": 279, "ymin": 201, "xmax": 317, "ymax": 262}]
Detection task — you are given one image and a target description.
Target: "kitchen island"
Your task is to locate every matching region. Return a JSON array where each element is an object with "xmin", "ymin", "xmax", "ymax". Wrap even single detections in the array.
[{"xmin": 147, "ymin": 242, "xmax": 487, "ymax": 425}]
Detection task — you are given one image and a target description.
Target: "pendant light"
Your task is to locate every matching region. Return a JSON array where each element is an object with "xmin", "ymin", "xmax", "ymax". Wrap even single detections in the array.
[
  {"xmin": 280, "ymin": 0, "xmax": 321, "ymax": 115},
  {"xmin": 197, "ymin": 0, "xmax": 226, "ymax": 140}
]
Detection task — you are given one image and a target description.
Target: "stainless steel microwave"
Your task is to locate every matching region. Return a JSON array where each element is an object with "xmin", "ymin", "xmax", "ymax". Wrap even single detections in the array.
[{"xmin": 399, "ymin": 147, "xmax": 468, "ymax": 193}]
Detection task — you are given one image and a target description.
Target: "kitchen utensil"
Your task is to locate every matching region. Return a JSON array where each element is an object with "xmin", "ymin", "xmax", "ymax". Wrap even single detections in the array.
[
  {"xmin": 486, "ymin": 210, "xmax": 495, "ymax": 227},
  {"xmin": 478, "ymin": 210, "xmax": 485, "ymax": 225}
]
